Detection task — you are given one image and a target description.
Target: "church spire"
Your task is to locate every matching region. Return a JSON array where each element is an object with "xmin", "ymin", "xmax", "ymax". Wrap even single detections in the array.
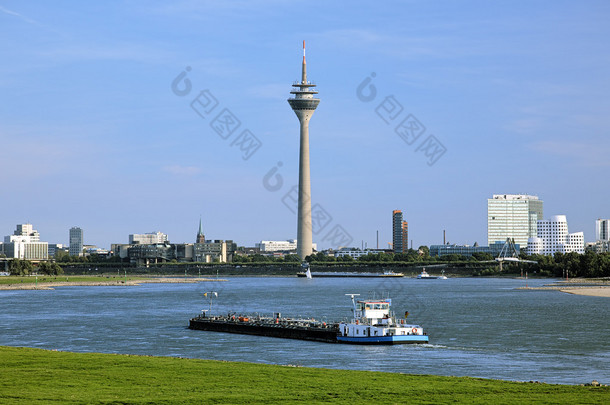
[{"xmin": 196, "ymin": 217, "xmax": 205, "ymax": 243}]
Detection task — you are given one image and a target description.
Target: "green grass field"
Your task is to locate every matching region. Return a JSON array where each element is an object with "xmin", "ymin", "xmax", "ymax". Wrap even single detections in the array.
[
  {"xmin": 0, "ymin": 346, "xmax": 607, "ymax": 404},
  {"xmin": 0, "ymin": 275, "xmax": 144, "ymax": 285}
]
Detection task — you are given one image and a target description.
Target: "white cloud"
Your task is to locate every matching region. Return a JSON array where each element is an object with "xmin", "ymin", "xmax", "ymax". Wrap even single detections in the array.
[{"xmin": 0, "ymin": 6, "xmax": 37, "ymax": 25}]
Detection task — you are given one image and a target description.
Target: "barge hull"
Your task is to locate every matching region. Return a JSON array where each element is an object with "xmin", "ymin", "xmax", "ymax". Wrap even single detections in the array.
[
  {"xmin": 189, "ymin": 319, "xmax": 338, "ymax": 343},
  {"xmin": 336, "ymin": 335, "xmax": 429, "ymax": 344}
]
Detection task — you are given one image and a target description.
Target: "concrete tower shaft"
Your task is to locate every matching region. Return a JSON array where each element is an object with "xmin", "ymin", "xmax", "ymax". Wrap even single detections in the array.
[{"xmin": 287, "ymin": 41, "xmax": 320, "ymax": 260}]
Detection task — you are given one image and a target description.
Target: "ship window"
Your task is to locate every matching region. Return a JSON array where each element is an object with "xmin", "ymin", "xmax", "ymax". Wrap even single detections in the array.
[
  {"xmin": 374, "ymin": 304, "xmax": 381, "ymax": 310},
  {"xmin": 365, "ymin": 304, "xmax": 372, "ymax": 310},
  {"xmin": 382, "ymin": 304, "xmax": 389, "ymax": 310}
]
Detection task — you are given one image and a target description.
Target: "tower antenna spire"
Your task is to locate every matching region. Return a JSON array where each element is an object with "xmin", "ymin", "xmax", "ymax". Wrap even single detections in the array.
[{"xmin": 302, "ymin": 40, "xmax": 307, "ymax": 83}]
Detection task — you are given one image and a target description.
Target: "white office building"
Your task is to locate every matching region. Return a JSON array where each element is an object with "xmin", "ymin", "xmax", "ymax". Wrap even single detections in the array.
[
  {"xmin": 488, "ymin": 194, "xmax": 543, "ymax": 247},
  {"xmin": 129, "ymin": 232, "xmax": 168, "ymax": 245},
  {"xmin": 255, "ymin": 239, "xmax": 317, "ymax": 252},
  {"xmin": 2, "ymin": 223, "xmax": 48, "ymax": 260},
  {"xmin": 526, "ymin": 215, "xmax": 584, "ymax": 255},
  {"xmin": 334, "ymin": 248, "xmax": 386, "ymax": 259}
]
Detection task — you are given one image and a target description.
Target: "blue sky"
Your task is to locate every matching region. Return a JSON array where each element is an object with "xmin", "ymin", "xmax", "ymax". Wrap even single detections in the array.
[{"xmin": 1, "ymin": 1, "xmax": 609, "ymax": 250}]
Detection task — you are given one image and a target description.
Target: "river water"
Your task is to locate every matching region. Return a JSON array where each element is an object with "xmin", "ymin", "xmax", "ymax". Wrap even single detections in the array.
[{"xmin": 0, "ymin": 277, "xmax": 608, "ymax": 385}]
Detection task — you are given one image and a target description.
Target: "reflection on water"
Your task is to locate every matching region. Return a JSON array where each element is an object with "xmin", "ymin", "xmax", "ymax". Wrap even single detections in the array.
[{"xmin": 0, "ymin": 277, "xmax": 608, "ymax": 384}]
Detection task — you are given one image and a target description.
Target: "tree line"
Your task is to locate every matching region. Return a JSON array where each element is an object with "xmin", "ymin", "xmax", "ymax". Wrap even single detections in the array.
[
  {"xmin": 520, "ymin": 251, "xmax": 610, "ymax": 278},
  {"xmin": 6, "ymin": 259, "xmax": 63, "ymax": 276}
]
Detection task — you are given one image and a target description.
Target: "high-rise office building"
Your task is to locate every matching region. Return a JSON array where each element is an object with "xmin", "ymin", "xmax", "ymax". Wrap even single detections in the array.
[
  {"xmin": 596, "ymin": 219, "xmax": 609, "ymax": 242},
  {"xmin": 392, "ymin": 210, "xmax": 408, "ymax": 253},
  {"xmin": 487, "ymin": 194, "xmax": 543, "ymax": 247},
  {"xmin": 69, "ymin": 227, "xmax": 84, "ymax": 256},
  {"xmin": 288, "ymin": 41, "xmax": 320, "ymax": 260}
]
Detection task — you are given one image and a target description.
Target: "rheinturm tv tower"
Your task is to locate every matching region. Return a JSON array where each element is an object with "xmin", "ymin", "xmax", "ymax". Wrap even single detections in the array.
[{"xmin": 288, "ymin": 41, "xmax": 320, "ymax": 260}]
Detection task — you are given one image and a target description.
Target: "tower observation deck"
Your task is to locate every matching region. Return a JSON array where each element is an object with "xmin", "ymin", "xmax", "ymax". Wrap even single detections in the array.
[{"xmin": 288, "ymin": 41, "xmax": 320, "ymax": 260}]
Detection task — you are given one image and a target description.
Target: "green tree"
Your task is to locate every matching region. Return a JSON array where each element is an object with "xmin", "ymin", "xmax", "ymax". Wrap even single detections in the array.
[
  {"xmin": 8, "ymin": 259, "xmax": 33, "ymax": 276},
  {"xmin": 55, "ymin": 250, "xmax": 70, "ymax": 263},
  {"xmin": 232, "ymin": 255, "xmax": 251, "ymax": 263},
  {"xmin": 38, "ymin": 261, "xmax": 63, "ymax": 275},
  {"xmin": 379, "ymin": 252, "xmax": 394, "ymax": 262},
  {"xmin": 472, "ymin": 252, "xmax": 494, "ymax": 261},
  {"xmin": 250, "ymin": 254, "xmax": 271, "ymax": 263},
  {"xmin": 443, "ymin": 254, "xmax": 467, "ymax": 262},
  {"xmin": 283, "ymin": 254, "xmax": 301, "ymax": 263},
  {"xmin": 418, "ymin": 246, "xmax": 430, "ymax": 259},
  {"xmin": 337, "ymin": 254, "xmax": 354, "ymax": 263}
]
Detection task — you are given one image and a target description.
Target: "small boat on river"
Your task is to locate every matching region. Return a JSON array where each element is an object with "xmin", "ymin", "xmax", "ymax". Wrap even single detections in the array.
[
  {"xmin": 417, "ymin": 269, "xmax": 446, "ymax": 279},
  {"xmin": 417, "ymin": 269, "xmax": 436, "ymax": 279}
]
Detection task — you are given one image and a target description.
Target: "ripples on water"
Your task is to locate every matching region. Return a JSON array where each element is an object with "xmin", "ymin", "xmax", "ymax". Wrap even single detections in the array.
[{"xmin": 0, "ymin": 277, "xmax": 608, "ymax": 385}]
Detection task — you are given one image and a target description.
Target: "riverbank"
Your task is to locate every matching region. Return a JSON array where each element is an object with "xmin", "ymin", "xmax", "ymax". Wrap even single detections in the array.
[
  {"xmin": 560, "ymin": 287, "xmax": 610, "ymax": 297},
  {"xmin": 0, "ymin": 346, "xmax": 606, "ymax": 404},
  {"xmin": 517, "ymin": 278, "xmax": 610, "ymax": 297},
  {"xmin": 0, "ymin": 276, "xmax": 226, "ymax": 290}
]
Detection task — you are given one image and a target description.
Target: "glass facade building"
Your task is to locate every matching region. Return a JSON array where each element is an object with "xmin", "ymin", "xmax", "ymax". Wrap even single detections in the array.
[
  {"xmin": 596, "ymin": 219, "xmax": 609, "ymax": 242},
  {"xmin": 430, "ymin": 241, "xmax": 520, "ymax": 258},
  {"xmin": 392, "ymin": 210, "xmax": 408, "ymax": 253},
  {"xmin": 487, "ymin": 194, "xmax": 543, "ymax": 247},
  {"xmin": 69, "ymin": 227, "xmax": 83, "ymax": 256}
]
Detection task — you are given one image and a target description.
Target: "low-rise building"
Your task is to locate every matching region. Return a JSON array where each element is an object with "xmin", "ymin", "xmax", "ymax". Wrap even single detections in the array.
[
  {"xmin": 48, "ymin": 243, "xmax": 68, "ymax": 257},
  {"xmin": 334, "ymin": 248, "xmax": 388, "ymax": 259},
  {"xmin": 429, "ymin": 241, "xmax": 519, "ymax": 258},
  {"xmin": 255, "ymin": 240, "xmax": 317, "ymax": 252},
  {"xmin": 112, "ymin": 240, "xmax": 237, "ymax": 266},
  {"xmin": 526, "ymin": 215, "xmax": 584, "ymax": 255},
  {"xmin": 194, "ymin": 240, "xmax": 237, "ymax": 263},
  {"xmin": 586, "ymin": 241, "xmax": 610, "ymax": 253},
  {"xmin": 129, "ymin": 232, "xmax": 168, "ymax": 245}
]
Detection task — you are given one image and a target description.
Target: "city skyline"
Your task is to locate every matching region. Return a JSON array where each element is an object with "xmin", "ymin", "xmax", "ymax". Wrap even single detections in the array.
[{"xmin": 1, "ymin": 2, "xmax": 609, "ymax": 249}]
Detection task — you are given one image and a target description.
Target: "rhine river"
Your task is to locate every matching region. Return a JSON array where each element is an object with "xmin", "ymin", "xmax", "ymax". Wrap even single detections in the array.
[{"xmin": 1, "ymin": 276, "xmax": 608, "ymax": 385}]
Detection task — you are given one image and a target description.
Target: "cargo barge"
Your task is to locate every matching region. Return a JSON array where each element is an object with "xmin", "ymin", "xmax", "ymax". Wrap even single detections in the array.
[
  {"xmin": 188, "ymin": 293, "xmax": 428, "ymax": 345},
  {"xmin": 296, "ymin": 271, "xmax": 404, "ymax": 278},
  {"xmin": 189, "ymin": 313, "xmax": 338, "ymax": 343}
]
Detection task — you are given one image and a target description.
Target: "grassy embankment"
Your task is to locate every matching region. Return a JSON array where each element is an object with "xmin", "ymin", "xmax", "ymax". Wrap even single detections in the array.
[
  {"xmin": 0, "ymin": 275, "xmax": 146, "ymax": 285},
  {"xmin": 0, "ymin": 346, "xmax": 607, "ymax": 404}
]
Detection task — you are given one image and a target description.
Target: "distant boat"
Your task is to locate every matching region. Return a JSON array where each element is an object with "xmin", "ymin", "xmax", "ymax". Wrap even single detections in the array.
[
  {"xmin": 303, "ymin": 263, "xmax": 312, "ymax": 279},
  {"xmin": 297, "ymin": 272, "xmax": 404, "ymax": 278},
  {"xmin": 382, "ymin": 270, "xmax": 404, "ymax": 277},
  {"xmin": 417, "ymin": 269, "xmax": 438, "ymax": 279},
  {"xmin": 417, "ymin": 269, "xmax": 448, "ymax": 279}
]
